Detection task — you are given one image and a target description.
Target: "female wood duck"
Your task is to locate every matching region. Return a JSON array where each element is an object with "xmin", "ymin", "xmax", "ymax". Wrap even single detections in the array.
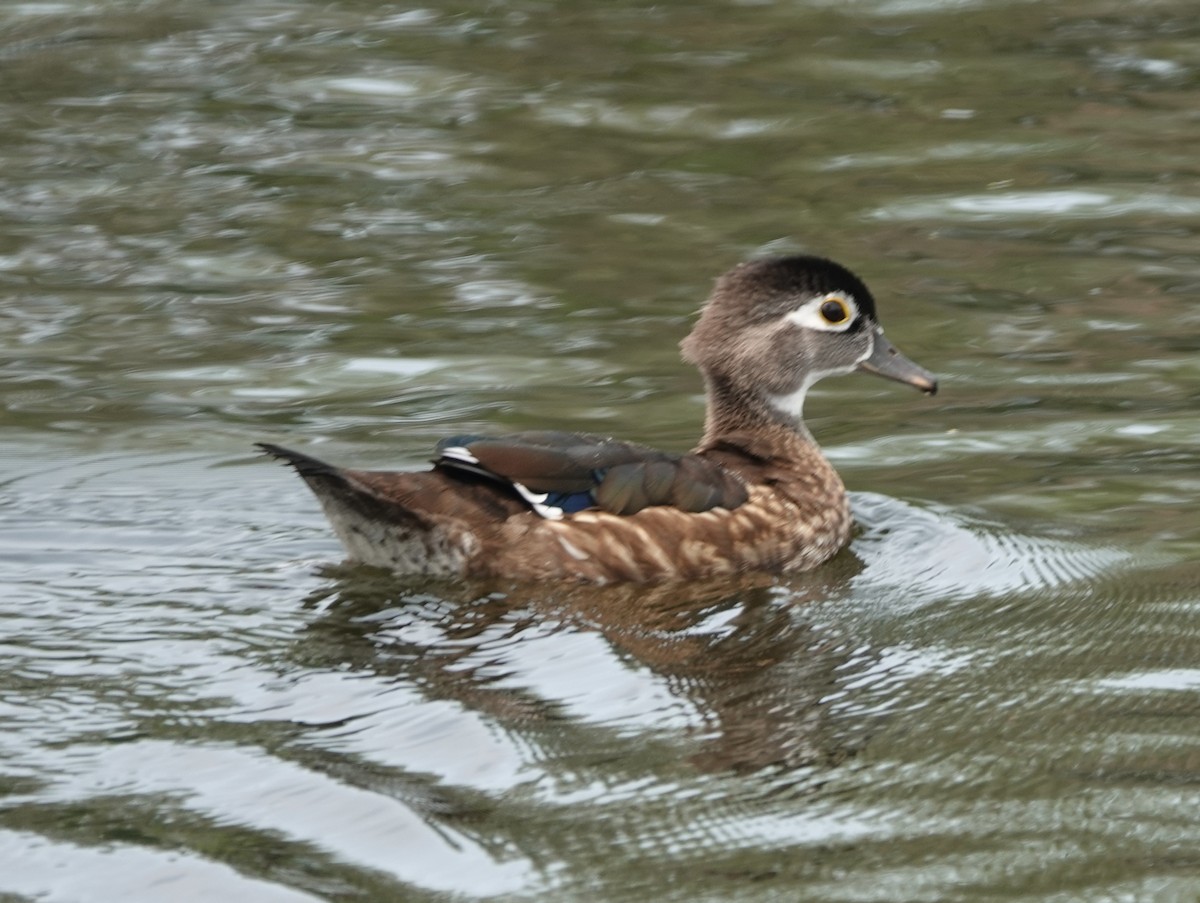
[{"xmin": 259, "ymin": 255, "xmax": 937, "ymax": 584}]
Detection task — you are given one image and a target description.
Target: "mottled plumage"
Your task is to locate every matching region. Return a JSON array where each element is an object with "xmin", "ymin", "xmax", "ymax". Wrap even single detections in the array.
[{"xmin": 259, "ymin": 255, "xmax": 937, "ymax": 584}]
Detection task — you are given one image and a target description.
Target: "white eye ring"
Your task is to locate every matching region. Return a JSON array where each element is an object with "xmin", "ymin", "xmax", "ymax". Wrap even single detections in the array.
[{"xmin": 784, "ymin": 293, "xmax": 859, "ymax": 333}]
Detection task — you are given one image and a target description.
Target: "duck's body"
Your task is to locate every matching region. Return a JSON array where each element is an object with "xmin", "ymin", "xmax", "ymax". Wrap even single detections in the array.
[
  {"xmin": 261, "ymin": 255, "xmax": 937, "ymax": 584},
  {"xmin": 258, "ymin": 427, "xmax": 849, "ymax": 583}
]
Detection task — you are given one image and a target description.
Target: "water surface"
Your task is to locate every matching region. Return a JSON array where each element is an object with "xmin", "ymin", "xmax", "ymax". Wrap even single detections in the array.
[{"xmin": 3, "ymin": 0, "xmax": 1200, "ymax": 900}]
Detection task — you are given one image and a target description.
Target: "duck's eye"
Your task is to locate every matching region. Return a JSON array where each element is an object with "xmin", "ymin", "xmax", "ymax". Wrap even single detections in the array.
[{"xmin": 819, "ymin": 297, "xmax": 851, "ymax": 325}]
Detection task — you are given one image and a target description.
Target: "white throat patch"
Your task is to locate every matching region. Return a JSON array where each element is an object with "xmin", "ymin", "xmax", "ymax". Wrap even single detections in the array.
[
  {"xmin": 768, "ymin": 372, "xmax": 820, "ymax": 420},
  {"xmin": 767, "ymin": 324, "xmax": 878, "ymax": 420}
]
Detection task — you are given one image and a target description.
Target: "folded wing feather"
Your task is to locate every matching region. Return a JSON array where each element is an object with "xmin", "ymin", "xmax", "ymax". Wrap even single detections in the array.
[{"xmin": 434, "ymin": 431, "xmax": 747, "ymax": 517}]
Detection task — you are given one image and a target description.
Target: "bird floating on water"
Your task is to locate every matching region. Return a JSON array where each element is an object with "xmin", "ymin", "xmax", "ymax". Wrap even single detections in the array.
[{"xmin": 259, "ymin": 255, "xmax": 937, "ymax": 584}]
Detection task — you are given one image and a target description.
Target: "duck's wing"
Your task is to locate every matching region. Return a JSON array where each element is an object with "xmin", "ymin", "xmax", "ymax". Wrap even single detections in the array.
[{"xmin": 434, "ymin": 430, "xmax": 748, "ymax": 519}]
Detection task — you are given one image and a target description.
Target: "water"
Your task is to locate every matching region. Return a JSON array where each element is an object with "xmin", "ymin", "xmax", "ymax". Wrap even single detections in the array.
[{"xmin": 2, "ymin": 0, "xmax": 1199, "ymax": 899}]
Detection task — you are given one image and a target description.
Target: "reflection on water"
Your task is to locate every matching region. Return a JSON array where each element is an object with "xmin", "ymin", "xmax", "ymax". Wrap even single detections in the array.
[
  {"xmin": 301, "ymin": 571, "xmax": 866, "ymax": 775},
  {"xmin": 871, "ymin": 188, "xmax": 1200, "ymax": 221},
  {"xmin": 3, "ymin": 0, "xmax": 1200, "ymax": 899},
  {"xmin": 3, "ymin": 453, "xmax": 1198, "ymax": 901}
]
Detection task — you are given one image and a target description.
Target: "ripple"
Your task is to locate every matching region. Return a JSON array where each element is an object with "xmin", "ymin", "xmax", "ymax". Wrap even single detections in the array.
[
  {"xmin": 821, "ymin": 140, "xmax": 1055, "ymax": 171},
  {"xmin": 849, "ymin": 492, "xmax": 1127, "ymax": 604},
  {"xmin": 0, "ymin": 828, "xmax": 322, "ymax": 903},
  {"xmin": 28, "ymin": 741, "xmax": 537, "ymax": 896},
  {"xmin": 1093, "ymin": 669, "xmax": 1200, "ymax": 693},
  {"xmin": 870, "ymin": 189, "xmax": 1200, "ymax": 222},
  {"xmin": 534, "ymin": 97, "xmax": 784, "ymax": 139}
]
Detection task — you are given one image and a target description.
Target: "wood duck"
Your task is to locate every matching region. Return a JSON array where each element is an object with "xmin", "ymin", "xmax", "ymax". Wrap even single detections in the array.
[{"xmin": 259, "ymin": 255, "xmax": 937, "ymax": 584}]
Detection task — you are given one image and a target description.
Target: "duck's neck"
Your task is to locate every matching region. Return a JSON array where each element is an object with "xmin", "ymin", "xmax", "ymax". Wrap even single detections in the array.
[{"xmin": 694, "ymin": 373, "xmax": 820, "ymax": 464}]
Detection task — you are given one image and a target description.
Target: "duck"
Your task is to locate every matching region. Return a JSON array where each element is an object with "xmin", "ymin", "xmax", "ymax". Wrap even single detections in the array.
[{"xmin": 259, "ymin": 254, "xmax": 937, "ymax": 584}]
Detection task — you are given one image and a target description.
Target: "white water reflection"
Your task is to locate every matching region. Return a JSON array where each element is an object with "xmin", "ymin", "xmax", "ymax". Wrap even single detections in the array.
[
  {"xmin": 820, "ymin": 140, "xmax": 1057, "ymax": 171},
  {"xmin": 0, "ymin": 829, "xmax": 322, "ymax": 903},
  {"xmin": 25, "ymin": 742, "xmax": 537, "ymax": 896},
  {"xmin": 871, "ymin": 189, "xmax": 1200, "ymax": 221},
  {"xmin": 850, "ymin": 493, "xmax": 1127, "ymax": 604},
  {"xmin": 1094, "ymin": 668, "xmax": 1200, "ymax": 693}
]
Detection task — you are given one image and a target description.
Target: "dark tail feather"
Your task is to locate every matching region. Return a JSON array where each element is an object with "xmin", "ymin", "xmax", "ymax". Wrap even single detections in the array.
[
  {"xmin": 256, "ymin": 442, "xmax": 440, "ymax": 533},
  {"xmin": 255, "ymin": 442, "xmax": 341, "ymax": 478}
]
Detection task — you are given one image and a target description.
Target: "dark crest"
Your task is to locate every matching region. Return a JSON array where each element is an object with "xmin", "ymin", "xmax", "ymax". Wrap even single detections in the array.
[{"xmin": 717, "ymin": 255, "xmax": 880, "ymax": 323}]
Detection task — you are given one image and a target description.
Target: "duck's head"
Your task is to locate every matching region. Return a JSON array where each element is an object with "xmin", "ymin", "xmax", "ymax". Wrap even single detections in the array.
[{"xmin": 681, "ymin": 255, "xmax": 937, "ymax": 426}]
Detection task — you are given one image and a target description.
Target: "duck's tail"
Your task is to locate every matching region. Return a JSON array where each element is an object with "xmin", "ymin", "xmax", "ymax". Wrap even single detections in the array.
[
  {"xmin": 254, "ymin": 441, "xmax": 522, "ymax": 575},
  {"xmin": 255, "ymin": 442, "xmax": 341, "ymax": 478},
  {"xmin": 256, "ymin": 442, "xmax": 404, "ymax": 521}
]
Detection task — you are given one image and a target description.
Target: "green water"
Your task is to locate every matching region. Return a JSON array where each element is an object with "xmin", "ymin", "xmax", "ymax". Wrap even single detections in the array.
[{"xmin": 2, "ymin": 0, "xmax": 1199, "ymax": 900}]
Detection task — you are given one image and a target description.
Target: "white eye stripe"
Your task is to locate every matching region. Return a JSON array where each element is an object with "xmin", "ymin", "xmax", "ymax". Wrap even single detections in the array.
[{"xmin": 783, "ymin": 293, "xmax": 859, "ymax": 333}]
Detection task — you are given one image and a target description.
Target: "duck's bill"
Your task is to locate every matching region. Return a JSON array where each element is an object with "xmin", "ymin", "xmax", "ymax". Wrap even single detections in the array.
[{"xmin": 858, "ymin": 331, "xmax": 938, "ymax": 395}]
